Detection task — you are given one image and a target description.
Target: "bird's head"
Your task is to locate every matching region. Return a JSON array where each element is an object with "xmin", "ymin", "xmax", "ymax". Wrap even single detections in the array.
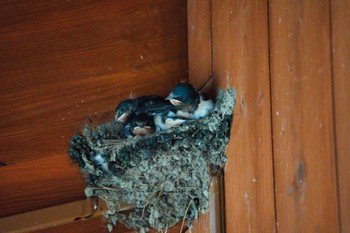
[
  {"xmin": 115, "ymin": 99, "xmax": 138, "ymax": 123},
  {"xmin": 131, "ymin": 113, "xmax": 155, "ymax": 136},
  {"xmin": 166, "ymin": 83, "xmax": 199, "ymax": 107}
]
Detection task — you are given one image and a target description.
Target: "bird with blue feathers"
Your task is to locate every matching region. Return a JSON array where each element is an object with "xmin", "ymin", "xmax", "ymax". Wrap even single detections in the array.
[{"xmin": 115, "ymin": 83, "xmax": 214, "ymax": 138}]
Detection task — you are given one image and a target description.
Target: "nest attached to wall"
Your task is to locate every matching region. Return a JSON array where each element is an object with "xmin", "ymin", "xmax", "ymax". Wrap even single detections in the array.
[{"xmin": 69, "ymin": 88, "xmax": 236, "ymax": 232}]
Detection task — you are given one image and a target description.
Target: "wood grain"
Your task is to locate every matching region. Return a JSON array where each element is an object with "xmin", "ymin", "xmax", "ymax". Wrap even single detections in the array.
[
  {"xmin": 0, "ymin": 0, "xmax": 188, "ymax": 217},
  {"xmin": 187, "ymin": 1, "xmax": 212, "ymax": 232},
  {"xmin": 0, "ymin": 198, "xmax": 109, "ymax": 233},
  {"xmin": 269, "ymin": 0, "xmax": 339, "ymax": 232},
  {"xmin": 34, "ymin": 217, "xmax": 185, "ymax": 233},
  {"xmin": 187, "ymin": 0, "xmax": 212, "ymax": 89},
  {"xmin": 331, "ymin": 0, "xmax": 350, "ymax": 232},
  {"xmin": 34, "ymin": 217, "xmax": 120, "ymax": 233},
  {"xmin": 211, "ymin": 0, "xmax": 276, "ymax": 232}
]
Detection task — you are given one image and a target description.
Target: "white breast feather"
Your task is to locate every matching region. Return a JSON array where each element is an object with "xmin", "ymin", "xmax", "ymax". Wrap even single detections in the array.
[
  {"xmin": 165, "ymin": 118, "xmax": 187, "ymax": 127},
  {"xmin": 174, "ymin": 110, "xmax": 193, "ymax": 119},
  {"xmin": 194, "ymin": 95, "xmax": 214, "ymax": 119},
  {"xmin": 154, "ymin": 114, "xmax": 167, "ymax": 131}
]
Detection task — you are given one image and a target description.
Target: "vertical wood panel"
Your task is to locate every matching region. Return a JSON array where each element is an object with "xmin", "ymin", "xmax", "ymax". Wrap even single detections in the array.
[
  {"xmin": 187, "ymin": 0, "xmax": 212, "ymax": 88},
  {"xmin": 331, "ymin": 0, "xmax": 350, "ymax": 232},
  {"xmin": 0, "ymin": 0, "xmax": 187, "ymax": 217},
  {"xmin": 212, "ymin": 0, "xmax": 276, "ymax": 232},
  {"xmin": 269, "ymin": 0, "xmax": 339, "ymax": 232},
  {"xmin": 187, "ymin": 1, "xmax": 212, "ymax": 232}
]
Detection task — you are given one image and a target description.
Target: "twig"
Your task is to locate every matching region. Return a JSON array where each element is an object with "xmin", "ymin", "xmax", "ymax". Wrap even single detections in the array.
[
  {"xmin": 191, "ymin": 128, "xmax": 200, "ymax": 137},
  {"xmin": 179, "ymin": 200, "xmax": 193, "ymax": 233},
  {"xmin": 113, "ymin": 163, "xmax": 145, "ymax": 178},
  {"xmin": 96, "ymin": 185, "xmax": 124, "ymax": 191},
  {"xmin": 90, "ymin": 185, "xmax": 143, "ymax": 192},
  {"xmin": 141, "ymin": 190, "xmax": 160, "ymax": 218}
]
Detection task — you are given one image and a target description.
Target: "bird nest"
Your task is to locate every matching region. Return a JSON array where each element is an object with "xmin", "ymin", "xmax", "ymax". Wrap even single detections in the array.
[{"xmin": 69, "ymin": 88, "xmax": 236, "ymax": 232}]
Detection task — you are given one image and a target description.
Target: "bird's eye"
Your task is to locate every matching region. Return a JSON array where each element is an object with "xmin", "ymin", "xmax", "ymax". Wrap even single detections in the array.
[
  {"xmin": 120, "ymin": 107, "xmax": 125, "ymax": 113},
  {"xmin": 133, "ymin": 122, "xmax": 138, "ymax": 127}
]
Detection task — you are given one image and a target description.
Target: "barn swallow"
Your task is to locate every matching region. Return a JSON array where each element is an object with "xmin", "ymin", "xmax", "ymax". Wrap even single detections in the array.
[
  {"xmin": 115, "ymin": 96, "xmax": 176, "ymax": 123},
  {"xmin": 121, "ymin": 113, "xmax": 155, "ymax": 139},
  {"xmin": 115, "ymin": 99, "xmax": 137, "ymax": 123},
  {"xmin": 166, "ymin": 83, "xmax": 214, "ymax": 120},
  {"xmin": 154, "ymin": 112, "xmax": 189, "ymax": 131}
]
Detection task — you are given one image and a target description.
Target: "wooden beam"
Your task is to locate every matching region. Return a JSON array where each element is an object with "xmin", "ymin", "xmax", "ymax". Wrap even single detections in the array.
[
  {"xmin": 33, "ymin": 216, "xmax": 185, "ymax": 233},
  {"xmin": 187, "ymin": 1, "xmax": 213, "ymax": 232},
  {"xmin": 0, "ymin": 198, "xmax": 108, "ymax": 233},
  {"xmin": 187, "ymin": 2, "xmax": 223, "ymax": 232},
  {"xmin": 269, "ymin": 0, "xmax": 339, "ymax": 232},
  {"xmin": 331, "ymin": 0, "xmax": 350, "ymax": 232},
  {"xmin": 0, "ymin": 197, "xmax": 184, "ymax": 233},
  {"xmin": 211, "ymin": 0, "xmax": 276, "ymax": 232}
]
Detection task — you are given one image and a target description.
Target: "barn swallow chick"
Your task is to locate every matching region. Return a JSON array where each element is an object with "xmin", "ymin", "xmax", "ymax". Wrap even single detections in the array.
[
  {"xmin": 121, "ymin": 113, "xmax": 155, "ymax": 139},
  {"xmin": 115, "ymin": 99, "xmax": 137, "ymax": 123},
  {"xmin": 154, "ymin": 112, "xmax": 189, "ymax": 131},
  {"xmin": 166, "ymin": 83, "xmax": 214, "ymax": 120},
  {"xmin": 115, "ymin": 96, "xmax": 175, "ymax": 123}
]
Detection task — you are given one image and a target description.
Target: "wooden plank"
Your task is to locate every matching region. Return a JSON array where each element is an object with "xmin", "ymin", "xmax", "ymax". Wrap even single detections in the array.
[
  {"xmin": 211, "ymin": 1, "xmax": 276, "ymax": 232},
  {"xmin": 187, "ymin": 1, "xmax": 213, "ymax": 232},
  {"xmin": 269, "ymin": 0, "xmax": 339, "ymax": 232},
  {"xmin": 0, "ymin": 198, "xmax": 183, "ymax": 233},
  {"xmin": 188, "ymin": 178, "xmax": 224, "ymax": 233},
  {"xmin": 0, "ymin": 182, "xmax": 221, "ymax": 233},
  {"xmin": 0, "ymin": 0, "xmax": 188, "ymax": 217},
  {"xmin": 187, "ymin": 0, "xmax": 212, "ymax": 88},
  {"xmin": 331, "ymin": 0, "xmax": 350, "ymax": 232},
  {"xmin": 34, "ymin": 217, "xmax": 185, "ymax": 233},
  {"xmin": 34, "ymin": 217, "xmax": 118, "ymax": 233},
  {"xmin": 0, "ymin": 198, "xmax": 109, "ymax": 233},
  {"xmin": 208, "ymin": 177, "xmax": 225, "ymax": 233}
]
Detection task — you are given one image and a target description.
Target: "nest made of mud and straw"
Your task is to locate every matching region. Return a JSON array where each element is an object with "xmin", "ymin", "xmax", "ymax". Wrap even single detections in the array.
[{"xmin": 69, "ymin": 88, "xmax": 236, "ymax": 232}]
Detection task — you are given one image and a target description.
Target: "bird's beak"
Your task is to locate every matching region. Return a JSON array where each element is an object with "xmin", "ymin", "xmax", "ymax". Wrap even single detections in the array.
[
  {"xmin": 165, "ymin": 95, "xmax": 172, "ymax": 101},
  {"xmin": 166, "ymin": 94, "xmax": 183, "ymax": 106},
  {"xmin": 133, "ymin": 126, "xmax": 142, "ymax": 131},
  {"xmin": 115, "ymin": 112, "xmax": 129, "ymax": 123},
  {"xmin": 133, "ymin": 126, "xmax": 154, "ymax": 135},
  {"xmin": 169, "ymin": 99, "xmax": 183, "ymax": 106}
]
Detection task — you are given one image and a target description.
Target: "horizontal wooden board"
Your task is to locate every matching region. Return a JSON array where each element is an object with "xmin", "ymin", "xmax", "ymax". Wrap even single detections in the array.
[
  {"xmin": 34, "ymin": 217, "xmax": 123, "ymax": 233},
  {"xmin": 0, "ymin": 0, "xmax": 187, "ymax": 217},
  {"xmin": 34, "ymin": 217, "xmax": 185, "ymax": 233}
]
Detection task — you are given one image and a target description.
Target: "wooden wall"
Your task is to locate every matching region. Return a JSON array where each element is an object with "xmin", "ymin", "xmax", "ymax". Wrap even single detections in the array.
[
  {"xmin": 0, "ymin": 0, "xmax": 187, "ymax": 221},
  {"xmin": 1, "ymin": 0, "xmax": 349, "ymax": 232},
  {"xmin": 188, "ymin": 0, "xmax": 349, "ymax": 232},
  {"xmin": 211, "ymin": 0, "xmax": 276, "ymax": 232},
  {"xmin": 331, "ymin": 0, "xmax": 350, "ymax": 232},
  {"xmin": 269, "ymin": 1, "xmax": 339, "ymax": 232}
]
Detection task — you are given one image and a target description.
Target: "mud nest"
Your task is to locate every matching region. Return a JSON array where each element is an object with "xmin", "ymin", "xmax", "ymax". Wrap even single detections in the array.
[{"xmin": 69, "ymin": 89, "xmax": 236, "ymax": 232}]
